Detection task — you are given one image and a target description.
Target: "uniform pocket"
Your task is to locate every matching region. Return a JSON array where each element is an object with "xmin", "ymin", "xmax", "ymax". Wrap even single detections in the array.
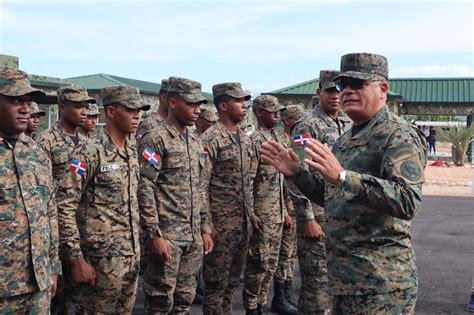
[
  {"xmin": 0, "ymin": 176, "xmax": 17, "ymax": 221},
  {"xmin": 94, "ymin": 170, "xmax": 122, "ymax": 204}
]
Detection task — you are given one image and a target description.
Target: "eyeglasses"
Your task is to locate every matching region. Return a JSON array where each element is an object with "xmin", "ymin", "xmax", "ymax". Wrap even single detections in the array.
[{"xmin": 335, "ymin": 78, "xmax": 384, "ymax": 92}]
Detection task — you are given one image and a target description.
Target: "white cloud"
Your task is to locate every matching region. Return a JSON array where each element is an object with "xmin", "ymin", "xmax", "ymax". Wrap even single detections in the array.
[{"xmin": 391, "ymin": 64, "xmax": 474, "ymax": 77}]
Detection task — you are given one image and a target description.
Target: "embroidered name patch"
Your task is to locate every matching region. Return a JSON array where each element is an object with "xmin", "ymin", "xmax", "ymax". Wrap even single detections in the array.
[{"xmin": 100, "ymin": 164, "xmax": 119, "ymax": 172}]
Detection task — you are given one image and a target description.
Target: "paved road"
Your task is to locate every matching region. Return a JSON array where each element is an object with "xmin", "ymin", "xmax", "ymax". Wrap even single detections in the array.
[{"xmin": 134, "ymin": 195, "xmax": 473, "ymax": 314}]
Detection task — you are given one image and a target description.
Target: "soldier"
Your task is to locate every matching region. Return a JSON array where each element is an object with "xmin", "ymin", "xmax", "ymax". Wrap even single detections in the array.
[
  {"xmin": 0, "ymin": 67, "xmax": 61, "ymax": 313},
  {"xmin": 78, "ymin": 103, "xmax": 101, "ymax": 138},
  {"xmin": 55, "ymin": 86, "xmax": 149, "ymax": 314},
  {"xmin": 138, "ymin": 76, "xmax": 213, "ymax": 313},
  {"xmin": 243, "ymin": 95, "xmax": 297, "ymax": 315},
  {"xmin": 195, "ymin": 107, "xmax": 218, "ymax": 136},
  {"xmin": 200, "ymin": 82, "xmax": 253, "ymax": 314},
  {"xmin": 25, "ymin": 102, "xmax": 46, "ymax": 139},
  {"xmin": 274, "ymin": 104, "xmax": 306, "ymax": 310},
  {"xmin": 288, "ymin": 70, "xmax": 351, "ymax": 315},
  {"xmin": 136, "ymin": 78, "xmax": 169, "ymax": 141},
  {"xmin": 260, "ymin": 53, "xmax": 427, "ymax": 314}
]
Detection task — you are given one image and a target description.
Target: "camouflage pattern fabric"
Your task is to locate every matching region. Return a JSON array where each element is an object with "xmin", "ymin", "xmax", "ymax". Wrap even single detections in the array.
[
  {"xmin": 78, "ymin": 255, "xmax": 139, "ymax": 314},
  {"xmin": 86, "ymin": 103, "xmax": 101, "ymax": 116},
  {"xmin": 101, "ymin": 85, "xmax": 149, "ymax": 110},
  {"xmin": 143, "ymin": 239, "xmax": 203, "ymax": 314},
  {"xmin": 0, "ymin": 67, "xmax": 45, "ymax": 100},
  {"xmin": 335, "ymin": 52, "xmax": 389, "ymax": 80},
  {"xmin": 30, "ymin": 102, "xmax": 46, "ymax": 116},
  {"xmin": 0, "ymin": 134, "xmax": 61, "ymax": 297},
  {"xmin": 0, "ymin": 290, "xmax": 50, "ymax": 314},
  {"xmin": 200, "ymin": 121, "xmax": 255, "ymax": 314},
  {"xmin": 199, "ymin": 107, "xmax": 218, "ymax": 122},
  {"xmin": 167, "ymin": 76, "xmax": 208, "ymax": 104},
  {"xmin": 57, "ymin": 85, "xmax": 96, "ymax": 104},
  {"xmin": 56, "ymin": 128, "xmax": 140, "ymax": 260},
  {"xmin": 138, "ymin": 122, "xmax": 209, "ymax": 311},
  {"xmin": 212, "ymin": 82, "xmax": 251, "ymax": 100},
  {"xmin": 291, "ymin": 106, "xmax": 427, "ymax": 300},
  {"xmin": 332, "ymin": 287, "xmax": 417, "ymax": 315},
  {"xmin": 135, "ymin": 113, "xmax": 165, "ymax": 142},
  {"xmin": 319, "ymin": 70, "xmax": 340, "ymax": 89},
  {"xmin": 36, "ymin": 124, "xmax": 88, "ymax": 186}
]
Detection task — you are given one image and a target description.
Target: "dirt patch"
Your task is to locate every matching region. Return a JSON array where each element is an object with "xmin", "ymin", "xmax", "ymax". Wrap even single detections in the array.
[{"xmin": 423, "ymin": 164, "xmax": 473, "ymax": 197}]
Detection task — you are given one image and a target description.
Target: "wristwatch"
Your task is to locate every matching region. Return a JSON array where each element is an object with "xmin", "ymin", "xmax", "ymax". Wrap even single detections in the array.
[{"xmin": 337, "ymin": 170, "xmax": 347, "ymax": 188}]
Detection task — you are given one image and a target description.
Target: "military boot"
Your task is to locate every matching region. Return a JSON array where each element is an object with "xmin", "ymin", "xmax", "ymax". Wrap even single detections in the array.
[
  {"xmin": 284, "ymin": 280, "xmax": 298, "ymax": 308},
  {"xmin": 466, "ymin": 294, "xmax": 474, "ymax": 312},
  {"xmin": 271, "ymin": 280, "xmax": 298, "ymax": 314}
]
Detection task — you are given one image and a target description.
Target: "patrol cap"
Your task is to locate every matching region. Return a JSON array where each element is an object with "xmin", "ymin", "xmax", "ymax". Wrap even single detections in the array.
[
  {"xmin": 335, "ymin": 52, "xmax": 389, "ymax": 80},
  {"xmin": 252, "ymin": 95, "xmax": 284, "ymax": 113},
  {"xmin": 167, "ymin": 76, "xmax": 208, "ymax": 104},
  {"xmin": 159, "ymin": 78, "xmax": 169, "ymax": 93},
  {"xmin": 0, "ymin": 67, "xmax": 45, "ymax": 101},
  {"xmin": 199, "ymin": 108, "xmax": 218, "ymax": 122},
  {"xmin": 86, "ymin": 103, "xmax": 101, "ymax": 116},
  {"xmin": 101, "ymin": 85, "xmax": 150, "ymax": 111},
  {"xmin": 280, "ymin": 104, "xmax": 305, "ymax": 121},
  {"xmin": 30, "ymin": 102, "xmax": 46, "ymax": 117},
  {"xmin": 57, "ymin": 85, "xmax": 96, "ymax": 104},
  {"xmin": 212, "ymin": 82, "xmax": 251, "ymax": 101},
  {"xmin": 319, "ymin": 70, "xmax": 340, "ymax": 90}
]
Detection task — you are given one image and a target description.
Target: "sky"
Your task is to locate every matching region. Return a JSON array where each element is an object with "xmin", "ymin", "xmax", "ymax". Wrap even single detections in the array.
[{"xmin": 1, "ymin": 0, "xmax": 473, "ymax": 95}]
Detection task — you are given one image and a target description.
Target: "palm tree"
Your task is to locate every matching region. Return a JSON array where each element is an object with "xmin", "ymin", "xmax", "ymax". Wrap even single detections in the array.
[{"xmin": 438, "ymin": 125, "xmax": 474, "ymax": 166}]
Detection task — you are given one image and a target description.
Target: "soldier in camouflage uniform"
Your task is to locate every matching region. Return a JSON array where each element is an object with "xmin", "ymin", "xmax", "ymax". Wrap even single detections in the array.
[
  {"xmin": 242, "ymin": 95, "xmax": 296, "ymax": 315},
  {"xmin": 25, "ymin": 102, "xmax": 46, "ymax": 139},
  {"xmin": 0, "ymin": 67, "xmax": 61, "ymax": 313},
  {"xmin": 195, "ymin": 107, "xmax": 218, "ymax": 136},
  {"xmin": 136, "ymin": 78, "xmax": 169, "ymax": 141},
  {"xmin": 260, "ymin": 53, "xmax": 427, "ymax": 315},
  {"xmin": 78, "ymin": 103, "xmax": 101, "ymax": 138},
  {"xmin": 138, "ymin": 76, "xmax": 213, "ymax": 313},
  {"xmin": 275, "ymin": 104, "xmax": 306, "ymax": 309},
  {"xmin": 201, "ymin": 82, "xmax": 254, "ymax": 315},
  {"xmin": 289, "ymin": 70, "xmax": 352, "ymax": 315},
  {"xmin": 55, "ymin": 86, "xmax": 150, "ymax": 314}
]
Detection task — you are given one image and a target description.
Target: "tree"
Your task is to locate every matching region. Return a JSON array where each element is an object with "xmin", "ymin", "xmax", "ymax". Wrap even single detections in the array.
[{"xmin": 438, "ymin": 126, "xmax": 474, "ymax": 166}]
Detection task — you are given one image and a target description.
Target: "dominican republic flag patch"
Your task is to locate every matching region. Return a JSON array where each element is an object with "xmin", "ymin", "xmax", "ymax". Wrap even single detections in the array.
[
  {"xmin": 200, "ymin": 147, "xmax": 209, "ymax": 158},
  {"xmin": 143, "ymin": 147, "xmax": 160, "ymax": 166},
  {"xmin": 294, "ymin": 134, "xmax": 310, "ymax": 146},
  {"xmin": 68, "ymin": 159, "xmax": 87, "ymax": 175}
]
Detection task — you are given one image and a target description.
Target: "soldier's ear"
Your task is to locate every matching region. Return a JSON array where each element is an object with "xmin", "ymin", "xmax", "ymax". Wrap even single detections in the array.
[{"xmin": 218, "ymin": 101, "xmax": 227, "ymax": 112}]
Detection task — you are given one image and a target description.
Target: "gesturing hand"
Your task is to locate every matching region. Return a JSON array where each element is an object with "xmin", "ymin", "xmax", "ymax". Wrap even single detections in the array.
[
  {"xmin": 260, "ymin": 140, "xmax": 301, "ymax": 176},
  {"xmin": 303, "ymin": 139, "xmax": 344, "ymax": 184}
]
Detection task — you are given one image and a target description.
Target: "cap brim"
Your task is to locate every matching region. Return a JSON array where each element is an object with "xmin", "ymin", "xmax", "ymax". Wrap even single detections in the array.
[
  {"xmin": 181, "ymin": 93, "xmax": 208, "ymax": 104},
  {"xmin": 227, "ymin": 91, "xmax": 251, "ymax": 101},
  {"xmin": 31, "ymin": 111, "xmax": 46, "ymax": 117},
  {"xmin": 118, "ymin": 101, "xmax": 150, "ymax": 111},
  {"xmin": 334, "ymin": 71, "xmax": 375, "ymax": 81},
  {"xmin": 321, "ymin": 82, "xmax": 337, "ymax": 90},
  {"xmin": 87, "ymin": 112, "xmax": 101, "ymax": 116}
]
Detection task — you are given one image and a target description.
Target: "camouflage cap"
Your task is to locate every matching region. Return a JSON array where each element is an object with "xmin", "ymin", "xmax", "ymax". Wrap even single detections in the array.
[
  {"xmin": 101, "ymin": 86, "xmax": 150, "ymax": 111},
  {"xmin": 319, "ymin": 70, "xmax": 340, "ymax": 89},
  {"xmin": 199, "ymin": 107, "xmax": 218, "ymax": 122},
  {"xmin": 252, "ymin": 95, "xmax": 283, "ymax": 113},
  {"xmin": 281, "ymin": 104, "xmax": 305, "ymax": 121},
  {"xmin": 159, "ymin": 78, "xmax": 169, "ymax": 93},
  {"xmin": 57, "ymin": 86, "xmax": 96, "ymax": 104},
  {"xmin": 335, "ymin": 52, "xmax": 388, "ymax": 80},
  {"xmin": 168, "ymin": 76, "xmax": 208, "ymax": 104},
  {"xmin": 212, "ymin": 82, "xmax": 251, "ymax": 101},
  {"xmin": 0, "ymin": 67, "xmax": 45, "ymax": 100},
  {"xmin": 86, "ymin": 103, "xmax": 101, "ymax": 116},
  {"xmin": 30, "ymin": 102, "xmax": 46, "ymax": 117}
]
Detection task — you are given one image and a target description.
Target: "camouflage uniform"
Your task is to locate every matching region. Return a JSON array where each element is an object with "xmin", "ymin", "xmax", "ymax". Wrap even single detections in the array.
[
  {"xmin": 138, "ymin": 77, "xmax": 210, "ymax": 313},
  {"xmin": 243, "ymin": 95, "xmax": 293, "ymax": 310},
  {"xmin": 0, "ymin": 68, "xmax": 61, "ymax": 313},
  {"xmin": 78, "ymin": 103, "xmax": 101, "ymax": 139},
  {"xmin": 201, "ymin": 82, "xmax": 254, "ymax": 315},
  {"xmin": 290, "ymin": 70, "xmax": 351, "ymax": 314},
  {"xmin": 26, "ymin": 102, "xmax": 46, "ymax": 140},
  {"xmin": 136, "ymin": 78, "xmax": 169, "ymax": 142},
  {"xmin": 55, "ymin": 86, "xmax": 148, "ymax": 314},
  {"xmin": 290, "ymin": 53, "xmax": 427, "ymax": 314}
]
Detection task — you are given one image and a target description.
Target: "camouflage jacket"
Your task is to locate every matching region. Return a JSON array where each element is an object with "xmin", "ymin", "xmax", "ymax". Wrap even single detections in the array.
[
  {"xmin": 56, "ymin": 129, "xmax": 140, "ymax": 260},
  {"xmin": 36, "ymin": 124, "xmax": 88, "ymax": 185},
  {"xmin": 200, "ymin": 121, "xmax": 255, "ymax": 232},
  {"xmin": 290, "ymin": 106, "xmax": 351, "ymax": 223},
  {"xmin": 135, "ymin": 113, "xmax": 165, "ymax": 142},
  {"xmin": 251, "ymin": 127, "xmax": 293, "ymax": 224},
  {"xmin": 138, "ymin": 122, "xmax": 211, "ymax": 241},
  {"xmin": 291, "ymin": 106, "xmax": 427, "ymax": 295},
  {"xmin": 0, "ymin": 134, "xmax": 61, "ymax": 297}
]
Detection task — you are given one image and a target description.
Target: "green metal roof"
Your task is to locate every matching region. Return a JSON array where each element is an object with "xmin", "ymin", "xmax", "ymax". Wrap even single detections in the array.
[
  {"xmin": 68, "ymin": 73, "xmax": 214, "ymax": 102},
  {"xmin": 268, "ymin": 77, "xmax": 474, "ymax": 103}
]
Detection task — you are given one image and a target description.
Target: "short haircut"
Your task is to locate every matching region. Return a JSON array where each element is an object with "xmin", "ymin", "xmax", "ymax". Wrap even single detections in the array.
[
  {"xmin": 166, "ymin": 92, "xmax": 182, "ymax": 105},
  {"xmin": 213, "ymin": 95, "xmax": 232, "ymax": 111}
]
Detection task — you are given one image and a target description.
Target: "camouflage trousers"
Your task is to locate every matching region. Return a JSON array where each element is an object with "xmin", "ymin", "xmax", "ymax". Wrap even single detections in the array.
[
  {"xmin": 243, "ymin": 222, "xmax": 283, "ymax": 309},
  {"xmin": 203, "ymin": 226, "xmax": 250, "ymax": 315},
  {"xmin": 331, "ymin": 286, "xmax": 417, "ymax": 315},
  {"xmin": 143, "ymin": 238, "xmax": 203, "ymax": 314},
  {"xmin": 297, "ymin": 226, "xmax": 331, "ymax": 315},
  {"xmin": 51, "ymin": 258, "xmax": 81, "ymax": 315},
  {"xmin": 79, "ymin": 255, "xmax": 139, "ymax": 314},
  {"xmin": 275, "ymin": 219, "xmax": 297, "ymax": 282},
  {"xmin": 0, "ymin": 290, "xmax": 50, "ymax": 314}
]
